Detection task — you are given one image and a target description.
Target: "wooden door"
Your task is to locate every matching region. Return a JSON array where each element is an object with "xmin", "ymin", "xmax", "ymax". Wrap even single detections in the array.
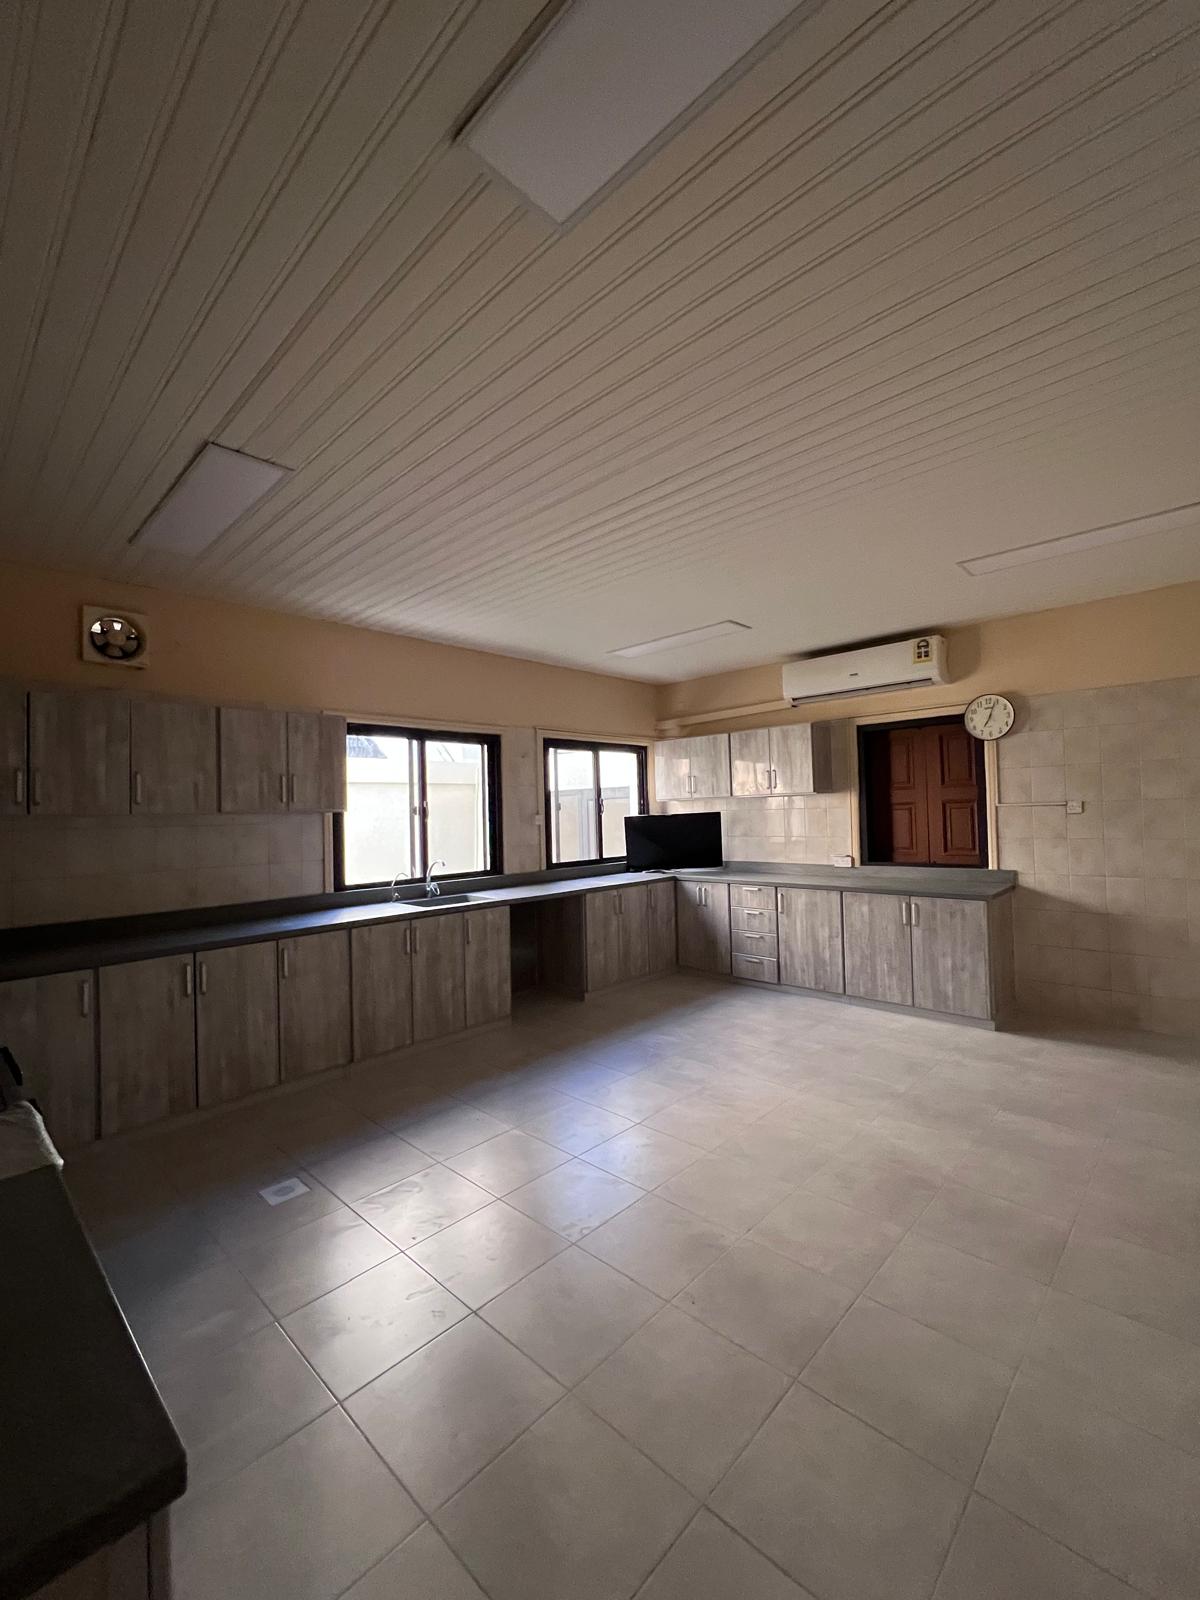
[
  {"xmin": 0, "ymin": 684, "xmax": 27, "ymax": 815},
  {"xmin": 219, "ymin": 706, "xmax": 288, "ymax": 814},
  {"xmin": 196, "ymin": 942, "xmax": 279, "ymax": 1106},
  {"xmin": 777, "ymin": 888, "xmax": 844, "ymax": 995},
  {"xmin": 647, "ymin": 880, "xmax": 676, "ymax": 973},
  {"xmin": 730, "ymin": 729, "xmax": 771, "ymax": 797},
  {"xmin": 29, "ymin": 689, "xmax": 130, "ymax": 816},
  {"xmin": 770, "ymin": 723, "xmax": 833, "ymax": 795},
  {"xmin": 279, "ymin": 930, "xmax": 351, "ymax": 1079},
  {"xmin": 880, "ymin": 726, "xmax": 929, "ymax": 865},
  {"xmin": 99, "ymin": 957, "xmax": 196, "ymax": 1134},
  {"xmin": 585, "ymin": 889, "xmax": 622, "ymax": 990},
  {"xmin": 412, "ymin": 912, "xmax": 465, "ymax": 1042},
  {"xmin": 465, "ymin": 906, "xmax": 511, "ymax": 1026},
  {"xmin": 924, "ymin": 724, "xmax": 984, "ymax": 867},
  {"xmin": 676, "ymin": 880, "xmax": 731, "ymax": 973},
  {"xmin": 686, "ymin": 735, "xmax": 731, "ymax": 798},
  {"xmin": 130, "ymin": 699, "xmax": 217, "ymax": 815},
  {"xmin": 866, "ymin": 722, "xmax": 983, "ymax": 867},
  {"xmin": 617, "ymin": 885, "xmax": 650, "ymax": 983},
  {"xmin": 842, "ymin": 892, "xmax": 913, "ymax": 1007},
  {"xmin": 352, "ymin": 921, "xmax": 413, "ymax": 1059},
  {"xmin": 286, "ymin": 712, "xmax": 346, "ymax": 812},
  {"xmin": 0, "ymin": 970, "xmax": 97, "ymax": 1149},
  {"xmin": 910, "ymin": 897, "xmax": 992, "ymax": 1018},
  {"xmin": 653, "ymin": 739, "xmax": 690, "ymax": 801}
]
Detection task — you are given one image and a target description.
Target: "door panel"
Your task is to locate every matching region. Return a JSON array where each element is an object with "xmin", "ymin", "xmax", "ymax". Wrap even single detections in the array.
[
  {"xmin": 676, "ymin": 881, "xmax": 730, "ymax": 973},
  {"xmin": 618, "ymin": 885, "xmax": 650, "ymax": 982},
  {"xmin": 777, "ymin": 888, "xmax": 844, "ymax": 995},
  {"xmin": 196, "ymin": 943, "xmax": 280, "ymax": 1106},
  {"xmin": 219, "ymin": 707, "xmax": 288, "ymax": 814},
  {"xmin": 0, "ymin": 970, "xmax": 97, "ymax": 1148},
  {"xmin": 647, "ymin": 880, "xmax": 676, "ymax": 973},
  {"xmin": 884, "ymin": 727, "xmax": 929, "ymax": 866},
  {"xmin": 286, "ymin": 712, "xmax": 347, "ymax": 812},
  {"xmin": 412, "ymin": 913, "xmax": 465, "ymax": 1041},
  {"xmin": 279, "ymin": 931, "xmax": 352, "ymax": 1079},
  {"xmin": 131, "ymin": 699, "xmax": 218, "ymax": 815},
  {"xmin": 352, "ymin": 921, "xmax": 413, "ymax": 1058},
  {"xmin": 653, "ymin": 739, "xmax": 689, "ymax": 802},
  {"xmin": 585, "ymin": 889, "xmax": 622, "ymax": 990},
  {"xmin": 100, "ymin": 957, "xmax": 196, "ymax": 1134},
  {"xmin": 927, "ymin": 725, "xmax": 984, "ymax": 866},
  {"xmin": 0, "ymin": 684, "xmax": 27, "ymax": 815},
  {"xmin": 842, "ymin": 892, "xmax": 913, "ymax": 1007},
  {"xmin": 687, "ymin": 735, "xmax": 731, "ymax": 798},
  {"xmin": 911, "ymin": 897, "xmax": 991, "ymax": 1018},
  {"xmin": 730, "ymin": 729, "xmax": 771, "ymax": 797},
  {"xmin": 29, "ymin": 689, "xmax": 130, "ymax": 816},
  {"xmin": 465, "ymin": 906, "xmax": 511, "ymax": 1026}
]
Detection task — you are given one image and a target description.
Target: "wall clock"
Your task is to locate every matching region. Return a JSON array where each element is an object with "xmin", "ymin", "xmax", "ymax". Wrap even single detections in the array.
[{"xmin": 964, "ymin": 694, "xmax": 1015, "ymax": 740}]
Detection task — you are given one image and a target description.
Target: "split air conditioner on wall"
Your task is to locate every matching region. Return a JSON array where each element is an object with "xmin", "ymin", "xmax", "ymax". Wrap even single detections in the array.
[{"xmin": 781, "ymin": 635, "xmax": 950, "ymax": 706}]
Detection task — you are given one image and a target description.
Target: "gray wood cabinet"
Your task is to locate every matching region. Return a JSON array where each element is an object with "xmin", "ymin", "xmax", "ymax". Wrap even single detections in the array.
[
  {"xmin": 777, "ymin": 887, "xmax": 844, "ymax": 995},
  {"xmin": 412, "ymin": 912, "xmax": 465, "ymax": 1042},
  {"xmin": 647, "ymin": 879, "xmax": 676, "ymax": 973},
  {"xmin": 465, "ymin": 905, "xmax": 511, "ymax": 1027},
  {"xmin": 585, "ymin": 888, "xmax": 623, "ymax": 990},
  {"xmin": 617, "ymin": 884, "xmax": 650, "ymax": 982},
  {"xmin": 219, "ymin": 706, "xmax": 289, "ymax": 814},
  {"xmin": 910, "ymin": 896, "xmax": 991, "ymax": 1019},
  {"xmin": 0, "ymin": 969, "xmax": 97, "ymax": 1149},
  {"xmin": 29, "ymin": 688, "xmax": 130, "ymax": 816},
  {"xmin": 676, "ymin": 880, "xmax": 731, "ymax": 974},
  {"xmin": 730, "ymin": 729, "xmax": 772, "ymax": 797},
  {"xmin": 653, "ymin": 734, "xmax": 731, "ymax": 800},
  {"xmin": 842, "ymin": 891, "xmax": 913, "ymax": 1007},
  {"xmin": 196, "ymin": 942, "xmax": 280, "ymax": 1106},
  {"xmin": 287, "ymin": 711, "xmax": 346, "ymax": 813},
  {"xmin": 0, "ymin": 683, "xmax": 27, "ymax": 815},
  {"xmin": 731, "ymin": 722, "xmax": 833, "ymax": 797},
  {"xmin": 130, "ymin": 699, "xmax": 218, "ymax": 815},
  {"xmin": 99, "ymin": 956, "xmax": 196, "ymax": 1134},
  {"xmin": 352, "ymin": 920, "xmax": 413, "ymax": 1059},
  {"xmin": 279, "ymin": 930, "xmax": 352, "ymax": 1079}
]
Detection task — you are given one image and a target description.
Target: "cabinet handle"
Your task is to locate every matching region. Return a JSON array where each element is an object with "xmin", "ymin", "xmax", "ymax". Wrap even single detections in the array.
[
  {"xmin": 80, "ymin": 978, "xmax": 91, "ymax": 1017},
  {"xmin": 404, "ymin": 926, "xmax": 411, "ymax": 956},
  {"xmin": 289, "ymin": 773, "xmax": 297, "ymax": 805},
  {"xmin": 280, "ymin": 947, "xmax": 290, "ymax": 979},
  {"xmin": 742, "ymin": 932, "xmax": 766, "ymax": 940},
  {"xmin": 199, "ymin": 961, "xmax": 208, "ymax": 996},
  {"xmin": 31, "ymin": 770, "xmax": 41, "ymax": 806},
  {"xmin": 183, "ymin": 963, "xmax": 193, "ymax": 998},
  {"xmin": 279, "ymin": 773, "xmax": 288, "ymax": 805},
  {"xmin": 910, "ymin": 899, "xmax": 920, "ymax": 927},
  {"xmin": 901, "ymin": 900, "xmax": 909, "ymax": 926},
  {"xmin": 133, "ymin": 770, "xmax": 144, "ymax": 806},
  {"xmin": 14, "ymin": 769, "xmax": 25, "ymax": 806},
  {"xmin": 771, "ymin": 768, "xmax": 778, "ymax": 790}
]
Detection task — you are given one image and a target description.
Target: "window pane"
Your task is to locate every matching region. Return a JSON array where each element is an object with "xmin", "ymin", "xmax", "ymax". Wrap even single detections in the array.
[
  {"xmin": 343, "ymin": 733, "xmax": 414, "ymax": 885},
  {"xmin": 549, "ymin": 746, "xmax": 597, "ymax": 862},
  {"xmin": 599, "ymin": 748, "xmax": 641, "ymax": 857},
  {"xmin": 426, "ymin": 740, "xmax": 489, "ymax": 876}
]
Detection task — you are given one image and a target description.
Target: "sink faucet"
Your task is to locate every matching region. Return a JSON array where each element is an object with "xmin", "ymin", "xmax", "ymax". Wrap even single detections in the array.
[
  {"xmin": 425, "ymin": 860, "xmax": 446, "ymax": 898},
  {"xmin": 389, "ymin": 870, "xmax": 408, "ymax": 903}
]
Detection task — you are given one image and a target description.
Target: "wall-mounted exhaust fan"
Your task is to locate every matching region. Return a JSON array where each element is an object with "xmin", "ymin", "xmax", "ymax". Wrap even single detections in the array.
[{"xmin": 81, "ymin": 605, "xmax": 150, "ymax": 668}]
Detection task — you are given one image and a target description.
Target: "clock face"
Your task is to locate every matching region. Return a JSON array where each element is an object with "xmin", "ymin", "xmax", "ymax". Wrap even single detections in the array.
[{"xmin": 964, "ymin": 694, "xmax": 1015, "ymax": 741}]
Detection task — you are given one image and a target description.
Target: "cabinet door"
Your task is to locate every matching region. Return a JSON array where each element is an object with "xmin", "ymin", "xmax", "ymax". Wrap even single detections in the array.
[
  {"xmin": 653, "ymin": 739, "xmax": 690, "ymax": 801},
  {"xmin": 617, "ymin": 885, "xmax": 650, "ymax": 983},
  {"xmin": 99, "ymin": 957, "xmax": 196, "ymax": 1134},
  {"xmin": 0, "ymin": 683, "xmax": 27, "ymax": 815},
  {"xmin": 686, "ymin": 734, "xmax": 732, "ymax": 798},
  {"xmin": 279, "ymin": 930, "xmax": 351, "ymax": 1079},
  {"xmin": 777, "ymin": 888, "xmax": 844, "ymax": 994},
  {"xmin": 196, "ymin": 942, "xmax": 280, "ymax": 1106},
  {"xmin": 130, "ymin": 699, "xmax": 218, "ymax": 815},
  {"xmin": 676, "ymin": 880, "xmax": 731, "ymax": 973},
  {"xmin": 286, "ymin": 712, "xmax": 347, "ymax": 812},
  {"xmin": 0, "ymin": 970, "xmax": 97, "ymax": 1149},
  {"xmin": 647, "ymin": 880, "xmax": 676, "ymax": 973},
  {"xmin": 585, "ymin": 889, "xmax": 622, "ymax": 990},
  {"xmin": 29, "ymin": 689, "xmax": 130, "ymax": 816},
  {"xmin": 465, "ymin": 906, "xmax": 511, "ymax": 1027},
  {"xmin": 911, "ymin": 897, "xmax": 991, "ymax": 1019},
  {"xmin": 769, "ymin": 722, "xmax": 833, "ymax": 796},
  {"xmin": 730, "ymin": 729, "xmax": 771, "ymax": 797},
  {"xmin": 842, "ymin": 892, "xmax": 913, "ymax": 1007},
  {"xmin": 352, "ymin": 921, "xmax": 413, "ymax": 1059},
  {"xmin": 412, "ymin": 913, "xmax": 465, "ymax": 1042},
  {"xmin": 219, "ymin": 706, "xmax": 288, "ymax": 814}
]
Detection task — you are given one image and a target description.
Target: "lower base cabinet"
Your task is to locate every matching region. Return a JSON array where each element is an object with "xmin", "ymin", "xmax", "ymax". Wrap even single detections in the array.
[
  {"xmin": 412, "ymin": 913, "xmax": 466, "ymax": 1042},
  {"xmin": 842, "ymin": 891, "xmax": 914, "ymax": 1007},
  {"xmin": 465, "ymin": 906, "xmax": 511, "ymax": 1027},
  {"xmin": 279, "ymin": 930, "xmax": 352, "ymax": 1079},
  {"xmin": 0, "ymin": 970, "xmax": 97, "ymax": 1149},
  {"xmin": 647, "ymin": 880, "xmax": 676, "ymax": 972},
  {"xmin": 777, "ymin": 888, "xmax": 844, "ymax": 995},
  {"xmin": 910, "ymin": 896, "xmax": 992, "ymax": 1019},
  {"xmin": 676, "ymin": 880, "xmax": 731, "ymax": 974},
  {"xmin": 196, "ymin": 942, "xmax": 280, "ymax": 1107},
  {"xmin": 351, "ymin": 921, "xmax": 413, "ymax": 1059},
  {"xmin": 99, "ymin": 956, "xmax": 196, "ymax": 1135}
]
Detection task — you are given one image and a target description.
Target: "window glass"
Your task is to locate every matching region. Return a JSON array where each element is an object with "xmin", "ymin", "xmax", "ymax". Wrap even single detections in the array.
[
  {"xmin": 426, "ymin": 740, "xmax": 489, "ymax": 876},
  {"xmin": 545, "ymin": 741, "xmax": 646, "ymax": 865},
  {"xmin": 342, "ymin": 732, "xmax": 414, "ymax": 886},
  {"xmin": 599, "ymin": 747, "xmax": 640, "ymax": 858},
  {"xmin": 549, "ymin": 746, "xmax": 597, "ymax": 863}
]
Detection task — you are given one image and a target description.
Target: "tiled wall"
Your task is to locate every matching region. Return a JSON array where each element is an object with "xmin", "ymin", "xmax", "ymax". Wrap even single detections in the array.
[{"xmin": 0, "ymin": 813, "xmax": 325, "ymax": 928}]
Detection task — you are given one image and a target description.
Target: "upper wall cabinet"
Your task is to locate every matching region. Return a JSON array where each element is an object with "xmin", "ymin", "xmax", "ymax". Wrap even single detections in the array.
[
  {"xmin": 131, "ymin": 699, "xmax": 218, "ymax": 815},
  {"xmin": 287, "ymin": 711, "xmax": 347, "ymax": 813},
  {"xmin": 0, "ymin": 684, "xmax": 26, "ymax": 815},
  {"xmin": 654, "ymin": 734, "xmax": 731, "ymax": 800},
  {"xmin": 29, "ymin": 689, "xmax": 130, "ymax": 815},
  {"xmin": 219, "ymin": 706, "xmax": 289, "ymax": 814},
  {"xmin": 730, "ymin": 722, "xmax": 834, "ymax": 797}
]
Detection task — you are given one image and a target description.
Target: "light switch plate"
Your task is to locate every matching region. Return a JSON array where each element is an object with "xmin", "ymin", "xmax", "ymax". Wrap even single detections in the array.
[{"xmin": 1065, "ymin": 800, "xmax": 1085, "ymax": 814}]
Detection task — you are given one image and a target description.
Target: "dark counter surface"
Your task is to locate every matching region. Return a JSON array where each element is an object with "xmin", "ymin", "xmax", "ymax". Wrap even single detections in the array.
[{"xmin": 674, "ymin": 863, "xmax": 1016, "ymax": 900}]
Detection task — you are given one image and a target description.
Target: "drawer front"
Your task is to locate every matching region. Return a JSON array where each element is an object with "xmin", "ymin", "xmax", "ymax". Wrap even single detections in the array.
[
  {"xmin": 732, "ymin": 930, "xmax": 778, "ymax": 960},
  {"xmin": 732, "ymin": 953, "xmax": 779, "ymax": 983},
  {"xmin": 732, "ymin": 904, "xmax": 777, "ymax": 935},
  {"xmin": 731, "ymin": 882, "xmax": 775, "ymax": 911}
]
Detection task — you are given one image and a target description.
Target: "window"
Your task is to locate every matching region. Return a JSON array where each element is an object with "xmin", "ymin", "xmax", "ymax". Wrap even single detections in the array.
[
  {"xmin": 545, "ymin": 739, "xmax": 647, "ymax": 866},
  {"xmin": 335, "ymin": 725, "xmax": 501, "ymax": 889}
]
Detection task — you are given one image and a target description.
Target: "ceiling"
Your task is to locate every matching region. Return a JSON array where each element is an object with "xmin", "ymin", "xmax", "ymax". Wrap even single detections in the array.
[{"xmin": 1, "ymin": 0, "xmax": 1199, "ymax": 683}]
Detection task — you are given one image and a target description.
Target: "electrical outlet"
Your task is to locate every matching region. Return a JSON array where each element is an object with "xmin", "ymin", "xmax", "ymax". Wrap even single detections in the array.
[
  {"xmin": 1066, "ymin": 800, "xmax": 1085, "ymax": 815},
  {"xmin": 831, "ymin": 854, "xmax": 854, "ymax": 867}
]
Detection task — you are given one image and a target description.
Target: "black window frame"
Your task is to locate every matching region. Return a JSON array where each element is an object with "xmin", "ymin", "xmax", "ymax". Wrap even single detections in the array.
[
  {"xmin": 334, "ymin": 723, "xmax": 502, "ymax": 892},
  {"xmin": 543, "ymin": 737, "xmax": 649, "ymax": 869}
]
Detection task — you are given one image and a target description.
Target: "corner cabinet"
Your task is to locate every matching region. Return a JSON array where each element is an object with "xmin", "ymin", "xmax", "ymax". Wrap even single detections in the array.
[{"xmin": 654, "ymin": 735, "xmax": 731, "ymax": 800}]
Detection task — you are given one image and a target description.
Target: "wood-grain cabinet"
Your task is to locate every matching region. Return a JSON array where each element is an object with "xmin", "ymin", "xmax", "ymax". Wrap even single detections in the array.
[
  {"xmin": 131, "ymin": 699, "xmax": 218, "ymax": 815},
  {"xmin": 29, "ymin": 688, "xmax": 131, "ymax": 816},
  {"xmin": 0, "ymin": 683, "xmax": 27, "ymax": 815},
  {"xmin": 99, "ymin": 956, "xmax": 197, "ymax": 1135},
  {"xmin": 776, "ymin": 887, "xmax": 844, "ymax": 995},
  {"xmin": 842, "ymin": 891, "xmax": 997, "ymax": 1019},
  {"xmin": 654, "ymin": 735, "xmax": 731, "ymax": 800},
  {"xmin": 676, "ymin": 880, "xmax": 731, "ymax": 974},
  {"xmin": 351, "ymin": 921, "xmax": 414, "ymax": 1059},
  {"xmin": 730, "ymin": 723, "xmax": 834, "ymax": 797},
  {"xmin": 219, "ymin": 706, "xmax": 346, "ymax": 814},
  {"xmin": 465, "ymin": 906, "xmax": 511, "ymax": 1027},
  {"xmin": 279, "ymin": 930, "xmax": 352, "ymax": 1079},
  {"xmin": 0, "ymin": 969, "xmax": 98, "ymax": 1149},
  {"xmin": 196, "ymin": 942, "xmax": 281, "ymax": 1107}
]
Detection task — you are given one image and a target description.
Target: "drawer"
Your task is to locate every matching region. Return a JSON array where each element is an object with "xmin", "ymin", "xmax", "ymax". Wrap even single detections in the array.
[
  {"xmin": 732, "ymin": 905, "xmax": 777, "ymax": 934},
  {"xmin": 732, "ymin": 953, "xmax": 779, "ymax": 983},
  {"xmin": 731, "ymin": 882, "xmax": 776, "ymax": 911},
  {"xmin": 732, "ymin": 930, "xmax": 778, "ymax": 960}
]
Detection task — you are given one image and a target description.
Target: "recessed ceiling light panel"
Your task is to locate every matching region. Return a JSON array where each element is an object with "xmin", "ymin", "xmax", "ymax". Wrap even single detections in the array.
[
  {"xmin": 960, "ymin": 502, "xmax": 1200, "ymax": 575},
  {"xmin": 131, "ymin": 442, "xmax": 291, "ymax": 558},
  {"xmin": 610, "ymin": 620, "xmax": 751, "ymax": 658}
]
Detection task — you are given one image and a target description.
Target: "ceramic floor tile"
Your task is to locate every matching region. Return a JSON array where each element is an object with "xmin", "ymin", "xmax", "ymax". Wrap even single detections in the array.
[
  {"xmin": 1053, "ymin": 1223, "xmax": 1200, "ymax": 1346},
  {"xmin": 155, "ymin": 1323, "xmax": 333, "ymax": 1491},
  {"xmin": 505, "ymin": 1157, "xmax": 643, "ymax": 1241},
  {"xmin": 712, "ymin": 1384, "xmax": 967, "ymax": 1600},
  {"xmin": 351, "ymin": 1166, "xmax": 493, "ymax": 1249},
  {"xmin": 656, "ymin": 1154, "xmax": 795, "ymax": 1234},
  {"xmin": 581, "ymin": 1193, "xmax": 738, "ymax": 1297},
  {"xmin": 391, "ymin": 1104, "xmax": 511, "ymax": 1159},
  {"xmin": 341, "ymin": 1522, "xmax": 488, "ymax": 1599},
  {"xmin": 949, "ymin": 1144, "xmax": 1088, "ymax": 1223},
  {"xmin": 750, "ymin": 1189, "xmax": 905, "ymax": 1292},
  {"xmin": 195, "ymin": 1169, "xmax": 348, "ymax": 1253},
  {"xmin": 915, "ymin": 1184, "xmax": 1070, "ymax": 1285},
  {"xmin": 171, "ymin": 1408, "xmax": 422, "ymax": 1600},
  {"xmin": 518, "ymin": 1100, "xmax": 634, "ymax": 1154},
  {"xmin": 443, "ymin": 1129, "xmax": 570, "ymax": 1195},
  {"xmin": 407, "ymin": 1200, "xmax": 568, "ymax": 1309},
  {"xmin": 643, "ymin": 1095, "xmax": 755, "ymax": 1151},
  {"xmin": 867, "ymin": 1234, "xmax": 1046, "ymax": 1367},
  {"xmin": 481, "ymin": 1245, "xmax": 662, "ymax": 1385},
  {"xmin": 434, "ymin": 1396, "xmax": 696, "ymax": 1600},
  {"xmin": 635, "ymin": 1509, "xmax": 815, "ymax": 1599},
  {"xmin": 933, "ymin": 1494, "xmax": 1142, "ymax": 1600},
  {"xmin": 676, "ymin": 1238, "xmax": 854, "ymax": 1374},
  {"xmin": 583, "ymin": 1125, "xmax": 702, "ymax": 1187},
  {"xmin": 231, "ymin": 1209, "xmax": 397, "ymax": 1316},
  {"xmin": 118, "ymin": 1259, "xmax": 271, "ymax": 1371},
  {"xmin": 577, "ymin": 1305, "xmax": 788, "ymax": 1495},
  {"xmin": 978, "ymin": 1366, "xmax": 1200, "ymax": 1600},
  {"xmin": 282, "ymin": 1253, "xmax": 469, "ymax": 1398},
  {"xmin": 802, "ymin": 1153, "xmax": 942, "ymax": 1226},
  {"xmin": 571, "ymin": 1075, "xmax": 692, "ymax": 1120},
  {"xmin": 346, "ymin": 1316, "xmax": 563, "ymax": 1510},
  {"xmin": 800, "ymin": 1298, "xmax": 1013, "ymax": 1480},
  {"xmin": 304, "ymin": 1133, "xmax": 431, "ymax": 1203}
]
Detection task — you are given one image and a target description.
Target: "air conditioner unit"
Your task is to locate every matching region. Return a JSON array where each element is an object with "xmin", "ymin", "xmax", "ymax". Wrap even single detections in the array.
[{"xmin": 782, "ymin": 635, "xmax": 950, "ymax": 705}]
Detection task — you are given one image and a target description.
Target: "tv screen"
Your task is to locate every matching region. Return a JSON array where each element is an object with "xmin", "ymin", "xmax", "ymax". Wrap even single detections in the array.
[{"xmin": 624, "ymin": 812, "xmax": 723, "ymax": 871}]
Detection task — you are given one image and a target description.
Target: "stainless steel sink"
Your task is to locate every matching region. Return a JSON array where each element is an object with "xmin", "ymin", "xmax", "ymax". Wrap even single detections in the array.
[{"xmin": 401, "ymin": 892, "xmax": 495, "ymax": 910}]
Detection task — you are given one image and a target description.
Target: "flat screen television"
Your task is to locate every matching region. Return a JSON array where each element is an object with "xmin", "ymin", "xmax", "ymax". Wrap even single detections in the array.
[{"xmin": 624, "ymin": 812, "xmax": 723, "ymax": 871}]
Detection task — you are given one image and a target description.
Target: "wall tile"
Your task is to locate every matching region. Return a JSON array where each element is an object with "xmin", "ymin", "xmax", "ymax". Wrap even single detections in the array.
[
  {"xmin": 1144, "ymin": 799, "xmax": 1188, "ymax": 840},
  {"xmin": 1063, "ymin": 726, "xmax": 1100, "ymax": 765},
  {"xmin": 1033, "ymin": 839, "xmax": 1068, "ymax": 877},
  {"xmin": 1106, "ymin": 878, "xmax": 1146, "ymax": 916},
  {"xmin": 1025, "ymin": 730, "xmax": 1065, "ymax": 766},
  {"xmin": 1145, "ymin": 879, "xmax": 1188, "ymax": 919},
  {"xmin": 1143, "ymin": 838, "xmax": 1188, "ymax": 880},
  {"xmin": 1030, "ymin": 767, "xmax": 1066, "ymax": 804},
  {"xmin": 1100, "ymin": 724, "xmax": 1141, "ymax": 765},
  {"xmin": 1073, "ymin": 949, "xmax": 1110, "ymax": 990},
  {"xmin": 1071, "ymin": 909, "xmax": 1109, "ymax": 950},
  {"xmin": 1067, "ymin": 839, "xmax": 1105, "ymax": 877},
  {"xmin": 1060, "ymin": 689, "xmax": 1098, "ymax": 728},
  {"xmin": 1140, "ymin": 723, "xmax": 1182, "ymax": 761},
  {"xmin": 998, "ymin": 768, "xmax": 1031, "ymax": 804},
  {"xmin": 1092, "ymin": 686, "xmax": 1141, "ymax": 723},
  {"xmin": 1104, "ymin": 837, "xmax": 1143, "ymax": 878},
  {"xmin": 1109, "ymin": 953, "xmax": 1149, "ymax": 994}
]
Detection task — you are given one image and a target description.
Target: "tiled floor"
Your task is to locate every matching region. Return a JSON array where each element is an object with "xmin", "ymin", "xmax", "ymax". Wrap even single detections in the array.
[{"xmin": 65, "ymin": 974, "xmax": 1200, "ymax": 1600}]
